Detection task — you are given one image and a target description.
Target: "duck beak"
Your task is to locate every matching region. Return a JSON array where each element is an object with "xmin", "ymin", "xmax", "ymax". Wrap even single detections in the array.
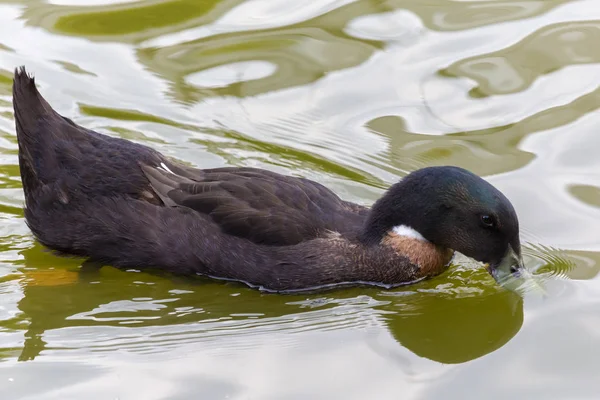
[{"xmin": 487, "ymin": 244, "xmax": 525, "ymax": 284}]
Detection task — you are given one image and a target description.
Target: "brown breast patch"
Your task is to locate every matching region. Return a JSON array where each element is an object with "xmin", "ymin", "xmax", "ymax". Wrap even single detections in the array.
[{"xmin": 382, "ymin": 232, "xmax": 454, "ymax": 277}]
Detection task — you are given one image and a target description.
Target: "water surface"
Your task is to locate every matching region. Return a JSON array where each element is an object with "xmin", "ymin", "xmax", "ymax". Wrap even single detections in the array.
[{"xmin": 1, "ymin": 0, "xmax": 600, "ymax": 398}]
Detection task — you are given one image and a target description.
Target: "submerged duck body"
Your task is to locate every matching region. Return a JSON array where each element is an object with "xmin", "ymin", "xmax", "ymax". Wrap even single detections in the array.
[{"xmin": 12, "ymin": 67, "xmax": 523, "ymax": 292}]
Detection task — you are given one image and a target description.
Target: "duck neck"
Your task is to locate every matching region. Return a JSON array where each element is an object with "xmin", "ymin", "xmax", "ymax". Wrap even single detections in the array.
[
  {"xmin": 359, "ymin": 182, "xmax": 422, "ymax": 246},
  {"xmin": 360, "ymin": 216, "xmax": 422, "ymax": 246}
]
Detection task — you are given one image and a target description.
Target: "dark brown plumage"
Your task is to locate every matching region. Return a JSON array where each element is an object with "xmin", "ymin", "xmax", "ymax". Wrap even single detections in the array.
[
  {"xmin": 140, "ymin": 163, "xmax": 369, "ymax": 246},
  {"xmin": 12, "ymin": 66, "xmax": 524, "ymax": 292}
]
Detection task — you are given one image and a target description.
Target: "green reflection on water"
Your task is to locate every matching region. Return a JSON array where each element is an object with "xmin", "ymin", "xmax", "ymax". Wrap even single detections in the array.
[
  {"xmin": 23, "ymin": 0, "xmax": 568, "ymax": 41},
  {"xmin": 56, "ymin": 0, "xmax": 220, "ymax": 36},
  {"xmin": 568, "ymin": 184, "xmax": 600, "ymax": 208},
  {"xmin": 9, "ymin": 244, "xmax": 522, "ymax": 364},
  {"xmin": 135, "ymin": 12, "xmax": 382, "ymax": 102},
  {"xmin": 443, "ymin": 20, "xmax": 600, "ymax": 96}
]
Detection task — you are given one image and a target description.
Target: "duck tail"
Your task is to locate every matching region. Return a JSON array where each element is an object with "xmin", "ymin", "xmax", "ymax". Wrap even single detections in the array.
[
  {"xmin": 13, "ymin": 67, "xmax": 43, "ymax": 201},
  {"xmin": 13, "ymin": 67, "xmax": 48, "ymax": 189},
  {"xmin": 13, "ymin": 66, "xmax": 56, "ymax": 152},
  {"xmin": 13, "ymin": 66, "xmax": 76, "ymax": 198}
]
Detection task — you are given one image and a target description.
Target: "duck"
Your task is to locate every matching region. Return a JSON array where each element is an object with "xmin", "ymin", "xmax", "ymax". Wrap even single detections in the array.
[{"xmin": 11, "ymin": 66, "xmax": 524, "ymax": 293}]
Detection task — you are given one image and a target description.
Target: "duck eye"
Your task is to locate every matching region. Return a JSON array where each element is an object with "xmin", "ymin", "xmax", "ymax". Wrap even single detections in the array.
[{"xmin": 481, "ymin": 215, "xmax": 495, "ymax": 227}]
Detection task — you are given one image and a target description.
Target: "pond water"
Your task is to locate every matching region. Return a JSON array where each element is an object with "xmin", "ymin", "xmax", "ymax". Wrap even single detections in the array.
[{"xmin": 0, "ymin": 0, "xmax": 600, "ymax": 398}]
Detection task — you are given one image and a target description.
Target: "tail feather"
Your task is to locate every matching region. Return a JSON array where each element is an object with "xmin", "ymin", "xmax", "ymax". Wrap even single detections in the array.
[
  {"xmin": 13, "ymin": 66, "xmax": 89, "ymax": 203},
  {"xmin": 13, "ymin": 66, "xmax": 92, "ymax": 192},
  {"xmin": 13, "ymin": 66, "xmax": 50, "ymax": 197},
  {"xmin": 12, "ymin": 66, "xmax": 57, "ymax": 146}
]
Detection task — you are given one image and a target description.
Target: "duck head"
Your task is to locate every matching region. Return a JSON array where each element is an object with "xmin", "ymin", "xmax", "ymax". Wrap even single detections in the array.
[{"xmin": 361, "ymin": 166, "xmax": 523, "ymax": 283}]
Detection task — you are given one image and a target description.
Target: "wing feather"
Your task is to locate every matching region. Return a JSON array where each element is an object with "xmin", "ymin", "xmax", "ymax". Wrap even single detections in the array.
[{"xmin": 141, "ymin": 162, "xmax": 368, "ymax": 245}]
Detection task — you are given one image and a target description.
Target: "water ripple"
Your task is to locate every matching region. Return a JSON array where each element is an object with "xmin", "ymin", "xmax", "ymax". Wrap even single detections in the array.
[{"xmin": 0, "ymin": 0, "xmax": 599, "ymax": 396}]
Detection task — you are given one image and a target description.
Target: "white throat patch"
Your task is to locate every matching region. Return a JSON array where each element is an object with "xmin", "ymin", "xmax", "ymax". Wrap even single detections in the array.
[{"xmin": 391, "ymin": 225, "xmax": 428, "ymax": 242}]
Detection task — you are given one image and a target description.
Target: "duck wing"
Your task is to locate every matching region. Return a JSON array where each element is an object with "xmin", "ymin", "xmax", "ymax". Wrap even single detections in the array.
[{"xmin": 141, "ymin": 162, "xmax": 368, "ymax": 246}]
